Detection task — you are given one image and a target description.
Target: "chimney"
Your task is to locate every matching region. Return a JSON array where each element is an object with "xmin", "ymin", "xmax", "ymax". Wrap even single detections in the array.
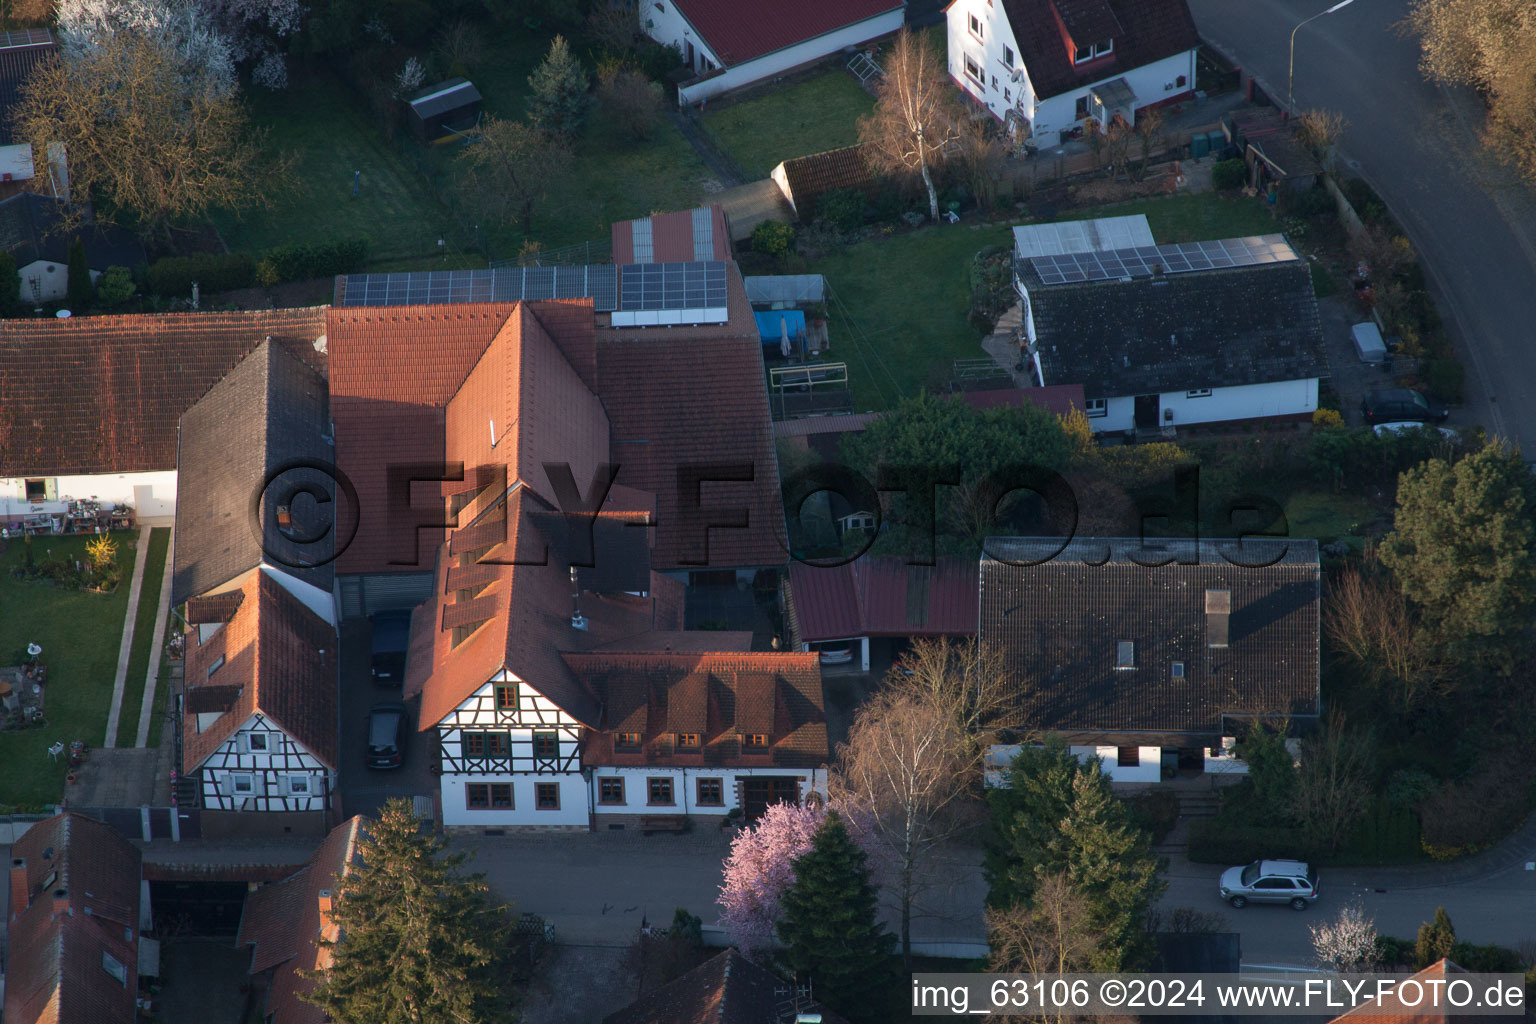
[
  {"xmin": 569, "ymin": 566, "xmax": 588, "ymax": 631},
  {"xmin": 51, "ymin": 887, "xmax": 69, "ymax": 917},
  {"xmin": 1206, "ymin": 589, "xmax": 1231, "ymax": 648},
  {"xmin": 10, "ymin": 858, "xmax": 26, "ymax": 919}
]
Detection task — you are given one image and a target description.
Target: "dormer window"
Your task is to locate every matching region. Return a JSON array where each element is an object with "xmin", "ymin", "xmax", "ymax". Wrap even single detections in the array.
[
  {"xmin": 678, "ymin": 732, "xmax": 701, "ymax": 749},
  {"xmin": 616, "ymin": 732, "xmax": 641, "ymax": 750},
  {"xmin": 743, "ymin": 733, "xmax": 769, "ymax": 749},
  {"xmin": 1074, "ymin": 38, "xmax": 1113, "ymax": 64}
]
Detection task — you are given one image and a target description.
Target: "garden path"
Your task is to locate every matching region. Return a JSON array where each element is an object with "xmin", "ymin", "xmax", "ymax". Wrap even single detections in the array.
[
  {"xmin": 133, "ymin": 534, "xmax": 174, "ymax": 748},
  {"xmin": 101, "ymin": 528, "xmax": 150, "ymax": 749}
]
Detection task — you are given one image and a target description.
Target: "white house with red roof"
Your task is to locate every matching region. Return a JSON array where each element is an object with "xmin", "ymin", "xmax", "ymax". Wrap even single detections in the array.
[
  {"xmin": 945, "ymin": 0, "xmax": 1199, "ymax": 144},
  {"xmin": 644, "ymin": 0, "xmax": 906, "ymax": 105}
]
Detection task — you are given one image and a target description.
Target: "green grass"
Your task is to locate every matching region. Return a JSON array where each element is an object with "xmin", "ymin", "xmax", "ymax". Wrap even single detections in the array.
[
  {"xmin": 1056, "ymin": 192, "xmax": 1284, "ymax": 243},
  {"xmin": 1284, "ymin": 491, "xmax": 1373, "ymax": 541},
  {"xmin": 1309, "ymin": 259, "xmax": 1338, "ymax": 297},
  {"xmin": 114, "ymin": 527, "xmax": 170, "ymax": 749},
  {"xmin": 805, "ymin": 223, "xmax": 1013, "ymax": 412},
  {"xmin": 148, "ymin": 655, "xmax": 172, "ymax": 749},
  {"xmin": 0, "ymin": 531, "xmax": 136, "ymax": 810},
  {"xmin": 702, "ymin": 72, "xmax": 875, "ymax": 179}
]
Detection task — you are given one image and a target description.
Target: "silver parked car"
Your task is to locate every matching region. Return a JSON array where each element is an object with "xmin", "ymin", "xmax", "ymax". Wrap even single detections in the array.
[{"xmin": 1218, "ymin": 859, "xmax": 1318, "ymax": 910}]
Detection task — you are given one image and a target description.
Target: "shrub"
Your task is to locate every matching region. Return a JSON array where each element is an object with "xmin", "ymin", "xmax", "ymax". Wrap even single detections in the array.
[
  {"xmin": 1449, "ymin": 942, "xmax": 1525, "ymax": 973},
  {"xmin": 1418, "ymin": 763, "xmax": 1535, "ymax": 861},
  {"xmin": 145, "ymin": 252, "xmax": 255, "ymax": 297},
  {"xmin": 95, "ymin": 266, "xmax": 135, "ymax": 307},
  {"xmin": 1424, "ymin": 358, "xmax": 1465, "ymax": 404},
  {"xmin": 751, "ymin": 220, "xmax": 795, "ymax": 260},
  {"xmin": 1341, "ymin": 800, "xmax": 1421, "ymax": 864},
  {"xmin": 1291, "ymin": 186, "xmax": 1335, "ymax": 219},
  {"xmin": 1312, "ymin": 408, "xmax": 1345, "ymax": 429},
  {"xmin": 0, "ymin": 249, "xmax": 18, "ymax": 314},
  {"xmin": 1124, "ymin": 790, "xmax": 1180, "ymax": 845},
  {"xmin": 1375, "ymin": 934, "xmax": 1414, "ymax": 968},
  {"xmin": 66, "ymin": 238, "xmax": 92, "ymax": 310},
  {"xmin": 260, "ymin": 237, "xmax": 370, "ymax": 284},
  {"xmin": 1187, "ymin": 821, "xmax": 1321, "ymax": 865},
  {"xmin": 817, "ymin": 188, "xmax": 865, "ymax": 232},
  {"xmin": 1211, "ymin": 158, "xmax": 1247, "ymax": 191},
  {"xmin": 1384, "ymin": 768, "xmax": 1438, "ymax": 809}
]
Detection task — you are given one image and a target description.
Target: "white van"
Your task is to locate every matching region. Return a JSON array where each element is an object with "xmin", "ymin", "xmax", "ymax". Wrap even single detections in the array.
[{"xmin": 1352, "ymin": 322, "xmax": 1387, "ymax": 365}]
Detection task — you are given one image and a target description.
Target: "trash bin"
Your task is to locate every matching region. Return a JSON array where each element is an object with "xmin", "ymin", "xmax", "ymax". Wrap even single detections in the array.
[{"xmin": 1191, "ymin": 133, "xmax": 1210, "ymax": 159}]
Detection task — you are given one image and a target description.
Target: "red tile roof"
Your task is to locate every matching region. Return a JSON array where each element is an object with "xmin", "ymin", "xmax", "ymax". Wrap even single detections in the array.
[
  {"xmin": 960, "ymin": 384, "xmax": 1085, "ymax": 416},
  {"xmin": 611, "ymin": 205, "xmax": 732, "ymax": 264},
  {"xmin": 181, "ymin": 569, "xmax": 339, "ymax": 772},
  {"xmin": 603, "ymin": 947, "xmax": 850, "ymax": 1024},
  {"xmin": 672, "ymin": 0, "xmax": 902, "ymax": 67},
  {"xmin": 774, "ymin": 145, "xmax": 878, "ymax": 216},
  {"xmin": 236, "ymin": 816, "xmax": 362, "ymax": 1024},
  {"xmin": 1328, "ymin": 960, "xmax": 1508, "ymax": 1024},
  {"xmin": 6, "ymin": 813, "xmax": 142, "ymax": 1024},
  {"xmin": 998, "ymin": 0, "xmax": 1199, "ymax": 101},
  {"xmin": 790, "ymin": 555, "xmax": 980, "ymax": 641},
  {"xmin": 566, "ymin": 651, "xmax": 828, "ymax": 767},
  {"xmin": 0, "ymin": 308, "xmax": 327, "ymax": 476}
]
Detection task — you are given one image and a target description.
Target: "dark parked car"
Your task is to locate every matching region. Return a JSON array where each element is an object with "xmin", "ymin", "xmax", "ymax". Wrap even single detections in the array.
[
  {"xmin": 369, "ymin": 610, "xmax": 412, "ymax": 684},
  {"xmin": 1360, "ymin": 388, "xmax": 1449, "ymax": 425},
  {"xmin": 366, "ymin": 702, "xmax": 407, "ymax": 769}
]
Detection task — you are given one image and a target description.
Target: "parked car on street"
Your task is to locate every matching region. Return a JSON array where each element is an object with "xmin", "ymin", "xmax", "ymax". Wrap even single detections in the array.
[
  {"xmin": 1372, "ymin": 421, "xmax": 1458, "ymax": 440},
  {"xmin": 1360, "ymin": 388, "xmax": 1449, "ymax": 425},
  {"xmin": 369, "ymin": 610, "xmax": 412, "ymax": 684},
  {"xmin": 1218, "ymin": 859, "xmax": 1318, "ymax": 910},
  {"xmin": 366, "ymin": 702, "xmax": 408, "ymax": 769}
]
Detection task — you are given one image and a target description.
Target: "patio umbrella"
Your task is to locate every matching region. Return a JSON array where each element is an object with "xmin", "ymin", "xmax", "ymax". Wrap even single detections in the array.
[{"xmin": 780, "ymin": 315, "xmax": 791, "ymax": 359}]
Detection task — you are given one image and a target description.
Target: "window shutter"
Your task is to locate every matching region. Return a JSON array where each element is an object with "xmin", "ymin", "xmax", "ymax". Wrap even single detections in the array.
[
  {"xmin": 44, "ymin": 478, "xmax": 57, "ymax": 501},
  {"xmin": 250, "ymin": 775, "xmax": 267, "ymax": 797},
  {"xmin": 219, "ymin": 774, "xmax": 238, "ymax": 796}
]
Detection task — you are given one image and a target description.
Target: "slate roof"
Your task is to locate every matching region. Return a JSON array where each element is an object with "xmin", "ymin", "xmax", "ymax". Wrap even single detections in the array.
[
  {"xmin": 997, "ymin": 0, "xmax": 1199, "ymax": 101},
  {"xmin": 0, "ymin": 308, "xmax": 328, "ymax": 477},
  {"xmin": 612, "ymin": 205, "xmax": 732, "ymax": 264},
  {"xmin": 181, "ymin": 569, "xmax": 339, "ymax": 772},
  {"xmin": 603, "ymin": 947, "xmax": 849, "ymax": 1024},
  {"xmin": 6, "ymin": 812, "xmax": 141, "ymax": 1024},
  {"xmin": 567, "ymin": 651, "xmax": 828, "ymax": 768},
  {"xmin": 774, "ymin": 145, "xmax": 878, "ymax": 216},
  {"xmin": 670, "ymin": 0, "xmax": 901, "ymax": 67},
  {"xmin": 979, "ymin": 537, "xmax": 1320, "ymax": 740},
  {"xmin": 0, "ymin": 29, "xmax": 55, "ymax": 146},
  {"xmin": 1030, "ymin": 260, "xmax": 1327, "ymax": 398},
  {"xmin": 235, "ymin": 816, "xmax": 361, "ymax": 1024},
  {"xmin": 0, "ymin": 194, "xmax": 145, "ymax": 274},
  {"xmin": 172, "ymin": 339, "xmax": 333, "ymax": 606},
  {"xmin": 790, "ymin": 555, "xmax": 980, "ymax": 641},
  {"xmin": 596, "ymin": 330, "xmax": 787, "ymax": 571}
]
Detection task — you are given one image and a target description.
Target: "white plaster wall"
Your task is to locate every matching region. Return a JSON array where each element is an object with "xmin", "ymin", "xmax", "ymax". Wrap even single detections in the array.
[
  {"xmin": 1, "ymin": 471, "xmax": 177, "ymax": 519},
  {"xmin": 642, "ymin": 0, "xmax": 716, "ymax": 72},
  {"xmin": 1072, "ymin": 744, "xmax": 1162, "ymax": 783},
  {"xmin": 441, "ymin": 772, "xmax": 589, "ymax": 827},
  {"xmin": 591, "ymin": 766, "xmax": 825, "ymax": 816},
  {"xmin": 947, "ymin": 0, "xmax": 1033, "ymax": 123},
  {"xmin": 1081, "ymin": 380, "xmax": 1318, "ymax": 434},
  {"xmin": 1032, "ymin": 50, "xmax": 1197, "ymax": 138},
  {"xmin": 1205, "ymin": 737, "xmax": 1250, "ymax": 774},
  {"xmin": 674, "ymin": 11, "xmax": 905, "ymax": 105},
  {"xmin": 18, "ymin": 257, "xmax": 65, "ymax": 303}
]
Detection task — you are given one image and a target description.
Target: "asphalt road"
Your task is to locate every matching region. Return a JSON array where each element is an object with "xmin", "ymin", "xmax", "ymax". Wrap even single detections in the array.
[{"xmin": 1189, "ymin": 0, "xmax": 1536, "ymax": 452}]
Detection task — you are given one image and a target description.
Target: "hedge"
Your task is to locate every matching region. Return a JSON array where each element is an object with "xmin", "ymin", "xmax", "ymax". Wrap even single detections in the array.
[
  {"xmin": 255, "ymin": 236, "xmax": 370, "ymax": 286},
  {"xmin": 1211, "ymin": 158, "xmax": 1247, "ymax": 192},
  {"xmin": 1187, "ymin": 820, "xmax": 1321, "ymax": 865},
  {"xmin": 145, "ymin": 252, "xmax": 254, "ymax": 297}
]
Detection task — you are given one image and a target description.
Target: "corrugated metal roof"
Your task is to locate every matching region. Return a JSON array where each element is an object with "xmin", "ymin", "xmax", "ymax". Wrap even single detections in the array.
[{"xmin": 744, "ymin": 274, "xmax": 826, "ymax": 305}]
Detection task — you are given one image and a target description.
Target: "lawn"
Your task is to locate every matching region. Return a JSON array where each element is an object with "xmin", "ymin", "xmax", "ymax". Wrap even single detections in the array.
[
  {"xmin": 0, "ymin": 531, "xmax": 137, "ymax": 810},
  {"xmin": 114, "ymin": 527, "xmax": 170, "ymax": 749},
  {"xmin": 804, "ymin": 222, "xmax": 1013, "ymax": 412},
  {"xmin": 1057, "ymin": 192, "xmax": 1284, "ymax": 243},
  {"xmin": 702, "ymin": 72, "xmax": 875, "ymax": 179},
  {"xmin": 1284, "ymin": 491, "xmax": 1374, "ymax": 541}
]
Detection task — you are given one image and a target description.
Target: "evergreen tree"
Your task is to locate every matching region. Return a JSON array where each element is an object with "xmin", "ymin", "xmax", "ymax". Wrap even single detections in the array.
[
  {"xmin": 66, "ymin": 238, "xmax": 92, "ymax": 310},
  {"xmin": 1056, "ymin": 763, "xmax": 1165, "ymax": 971},
  {"xmin": 777, "ymin": 812, "xmax": 896, "ymax": 1022},
  {"xmin": 526, "ymin": 35, "xmax": 592, "ymax": 136},
  {"xmin": 1414, "ymin": 906, "xmax": 1456, "ymax": 968},
  {"xmin": 300, "ymin": 799, "xmax": 516, "ymax": 1024},
  {"xmin": 0, "ymin": 250, "xmax": 19, "ymax": 315},
  {"xmin": 984, "ymin": 738, "xmax": 1083, "ymax": 909}
]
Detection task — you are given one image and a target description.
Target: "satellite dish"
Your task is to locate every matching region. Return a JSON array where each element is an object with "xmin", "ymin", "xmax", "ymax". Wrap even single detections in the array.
[{"xmin": 55, "ymin": 309, "xmax": 71, "ymax": 318}]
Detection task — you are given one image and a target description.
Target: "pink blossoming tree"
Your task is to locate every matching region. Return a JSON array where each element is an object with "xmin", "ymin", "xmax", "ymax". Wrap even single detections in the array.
[{"xmin": 717, "ymin": 802, "xmax": 827, "ymax": 959}]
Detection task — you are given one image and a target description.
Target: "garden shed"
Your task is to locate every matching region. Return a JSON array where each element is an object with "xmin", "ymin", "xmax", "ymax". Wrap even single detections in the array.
[{"xmin": 405, "ymin": 78, "xmax": 482, "ymax": 142}]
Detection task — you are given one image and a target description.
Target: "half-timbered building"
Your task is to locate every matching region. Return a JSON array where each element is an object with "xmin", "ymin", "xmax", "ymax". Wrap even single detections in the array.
[{"xmin": 182, "ymin": 569, "xmax": 339, "ymax": 836}]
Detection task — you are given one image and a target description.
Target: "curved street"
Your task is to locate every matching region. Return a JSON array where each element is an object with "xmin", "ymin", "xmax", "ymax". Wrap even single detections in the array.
[{"xmin": 1188, "ymin": 0, "xmax": 1536, "ymax": 452}]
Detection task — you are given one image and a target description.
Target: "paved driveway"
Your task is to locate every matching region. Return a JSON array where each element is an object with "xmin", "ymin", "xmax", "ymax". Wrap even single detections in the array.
[
  {"xmin": 336, "ymin": 618, "xmax": 437, "ymax": 821},
  {"xmin": 1189, "ymin": 0, "xmax": 1536, "ymax": 451}
]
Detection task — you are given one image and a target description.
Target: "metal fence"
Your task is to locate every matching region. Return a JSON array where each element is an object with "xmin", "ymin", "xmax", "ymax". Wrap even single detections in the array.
[{"xmin": 488, "ymin": 238, "xmax": 613, "ymax": 269}]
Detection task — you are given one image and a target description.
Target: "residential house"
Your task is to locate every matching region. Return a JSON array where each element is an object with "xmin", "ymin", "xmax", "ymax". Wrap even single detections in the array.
[
  {"xmin": 5, "ymin": 812, "xmax": 149, "ymax": 1024},
  {"xmin": 171, "ymin": 337, "xmax": 336, "ymax": 621},
  {"xmin": 1019, "ymin": 234, "xmax": 1328, "ymax": 433},
  {"xmin": 979, "ymin": 537, "xmax": 1320, "ymax": 782},
  {"xmin": 945, "ymin": 0, "xmax": 1198, "ymax": 142},
  {"xmin": 643, "ymin": 0, "xmax": 905, "ymax": 105},
  {"xmin": 0, "ymin": 308, "xmax": 328, "ymax": 524},
  {"xmin": 603, "ymin": 947, "xmax": 850, "ymax": 1024},
  {"xmin": 0, "ymin": 193, "xmax": 146, "ymax": 305},
  {"xmin": 612, "ymin": 204, "xmax": 732, "ymax": 264},
  {"xmin": 235, "ymin": 817, "xmax": 362, "ymax": 1024},
  {"xmin": 786, "ymin": 555, "xmax": 980, "ymax": 671},
  {"xmin": 180, "ymin": 569, "xmax": 339, "ymax": 836}
]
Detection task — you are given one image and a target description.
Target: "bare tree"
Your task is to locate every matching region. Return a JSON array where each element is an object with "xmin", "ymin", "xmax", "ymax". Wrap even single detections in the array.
[
  {"xmin": 1291, "ymin": 711, "xmax": 1376, "ymax": 854},
  {"xmin": 1294, "ymin": 108, "xmax": 1348, "ymax": 169},
  {"xmin": 1310, "ymin": 903, "xmax": 1380, "ymax": 971},
  {"xmin": 832, "ymin": 687, "xmax": 982, "ymax": 970},
  {"xmin": 954, "ymin": 117, "xmax": 1006, "ymax": 208},
  {"xmin": 456, "ymin": 115, "xmax": 571, "ymax": 235},
  {"xmin": 1325, "ymin": 567, "xmax": 1449, "ymax": 712},
  {"xmin": 857, "ymin": 28, "xmax": 964, "ymax": 222},
  {"xmin": 886, "ymin": 637, "xmax": 1016, "ymax": 767},
  {"xmin": 597, "ymin": 64, "xmax": 665, "ymax": 142},
  {"xmin": 1131, "ymin": 107, "xmax": 1164, "ymax": 181},
  {"xmin": 14, "ymin": 30, "xmax": 273, "ymax": 243}
]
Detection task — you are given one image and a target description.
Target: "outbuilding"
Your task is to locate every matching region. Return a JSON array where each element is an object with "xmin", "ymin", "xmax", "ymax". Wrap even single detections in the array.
[{"xmin": 404, "ymin": 78, "xmax": 482, "ymax": 142}]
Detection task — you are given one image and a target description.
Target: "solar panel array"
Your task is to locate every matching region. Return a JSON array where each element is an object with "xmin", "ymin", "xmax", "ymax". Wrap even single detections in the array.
[
  {"xmin": 1027, "ymin": 235, "xmax": 1296, "ymax": 287},
  {"xmin": 336, "ymin": 266, "xmax": 619, "ymax": 311},
  {"xmin": 618, "ymin": 261, "xmax": 728, "ymax": 311}
]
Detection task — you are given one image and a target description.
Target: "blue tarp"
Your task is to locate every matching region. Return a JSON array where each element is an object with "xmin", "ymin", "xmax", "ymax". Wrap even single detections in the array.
[{"xmin": 753, "ymin": 310, "xmax": 806, "ymax": 346}]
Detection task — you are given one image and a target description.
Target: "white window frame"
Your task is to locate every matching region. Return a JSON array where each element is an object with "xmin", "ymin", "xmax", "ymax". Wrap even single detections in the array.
[
  {"xmin": 1085, "ymin": 398, "xmax": 1107, "ymax": 418},
  {"xmin": 1074, "ymin": 39, "xmax": 1112, "ymax": 64},
  {"xmin": 230, "ymin": 773, "xmax": 255, "ymax": 795},
  {"xmin": 968, "ymin": 12, "xmax": 983, "ymax": 39},
  {"xmin": 1003, "ymin": 46, "xmax": 1014, "ymax": 67},
  {"xmin": 1186, "ymin": 388, "xmax": 1212, "ymax": 398},
  {"xmin": 247, "ymin": 732, "xmax": 269, "ymax": 752},
  {"xmin": 964, "ymin": 54, "xmax": 984, "ymax": 87},
  {"xmin": 287, "ymin": 775, "xmax": 311, "ymax": 796}
]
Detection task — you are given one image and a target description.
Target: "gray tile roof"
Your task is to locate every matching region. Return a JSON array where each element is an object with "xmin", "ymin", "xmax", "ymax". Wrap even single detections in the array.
[
  {"xmin": 172, "ymin": 339, "xmax": 334, "ymax": 605},
  {"xmin": 979, "ymin": 537, "xmax": 1320, "ymax": 740},
  {"xmin": 0, "ymin": 193, "xmax": 145, "ymax": 273},
  {"xmin": 1031, "ymin": 260, "xmax": 1327, "ymax": 398}
]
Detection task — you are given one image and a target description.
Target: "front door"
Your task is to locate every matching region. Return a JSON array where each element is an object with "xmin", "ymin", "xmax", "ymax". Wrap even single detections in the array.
[
  {"xmin": 1134, "ymin": 394, "xmax": 1160, "ymax": 429},
  {"xmin": 740, "ymin": 777, "xmax": 801, "ymax": 819}
]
